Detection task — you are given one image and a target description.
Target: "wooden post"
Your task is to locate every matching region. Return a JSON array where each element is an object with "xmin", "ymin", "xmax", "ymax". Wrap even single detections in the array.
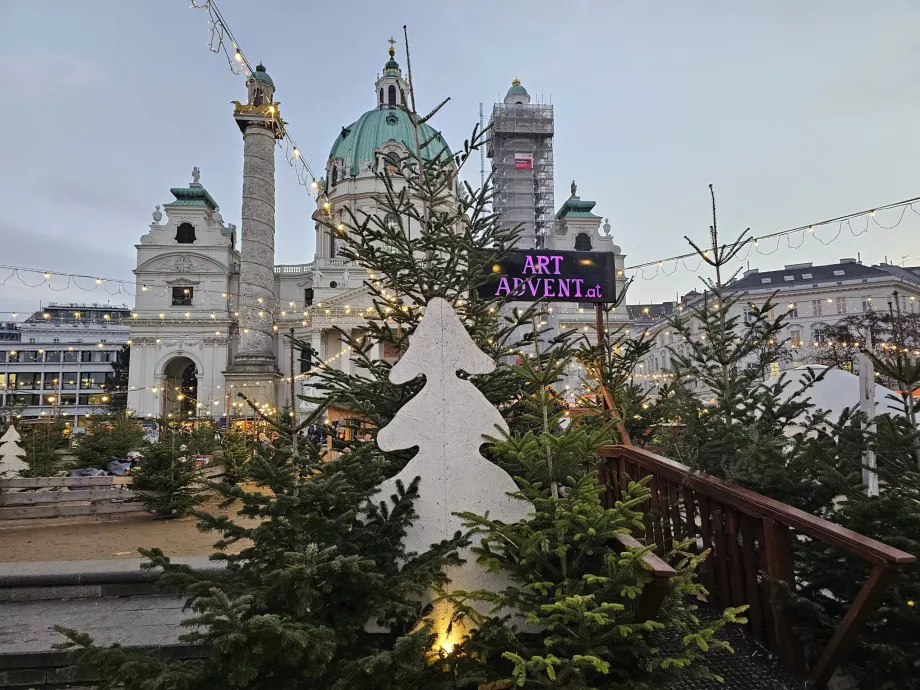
[
  {"xmin": 613, "ymin": 532, "xmax": 677, "ymax": 622},
  {"xmin": 761, "ymin": 518, "xmax": 805, "ymax": 674},
  {"xmin": 595, "ymin": 303, "xmax": 632, "ymax": 445},
  {"xmin": 858, "ymin": 328, "xmax": 878, "ymax": 496}
]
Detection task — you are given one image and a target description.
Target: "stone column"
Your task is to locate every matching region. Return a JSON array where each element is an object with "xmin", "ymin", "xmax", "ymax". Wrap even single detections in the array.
[
  {"xmin": 311, "ymin": 330, "xmax": 324, "ymax": 367},
  {"xmin": 340, "ymin": 330, "xmax": 353, "ymax": 376},
  {"xmin": 229, "ymin": 124, "xmax": 278, "ymax": 373}
]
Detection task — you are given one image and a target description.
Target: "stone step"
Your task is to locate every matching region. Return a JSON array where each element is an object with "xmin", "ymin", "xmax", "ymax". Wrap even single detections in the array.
[{"xmin": 0, "ymin": 557, "xmax": 221, "ymax": 602}]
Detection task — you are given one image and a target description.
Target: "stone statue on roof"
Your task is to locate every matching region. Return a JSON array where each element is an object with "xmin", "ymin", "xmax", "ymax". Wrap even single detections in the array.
[
  {"xmin": 571, "ymin": 180, "xmax": 577, "ymax": 197},
  {"xmin": 192, "ymin": 166, "xmax": 201, "ymax": 185}
]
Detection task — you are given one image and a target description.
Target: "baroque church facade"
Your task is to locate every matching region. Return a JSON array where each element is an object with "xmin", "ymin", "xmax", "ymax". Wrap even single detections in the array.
[{"xmin": 126, "ymin": 47, "xmax": 628, "ymax": 420}]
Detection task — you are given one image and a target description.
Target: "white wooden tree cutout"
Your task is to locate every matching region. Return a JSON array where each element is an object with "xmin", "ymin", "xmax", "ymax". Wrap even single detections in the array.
[
  {"xmin": 375, "ymin": 297, "xmax": 532, "ymax": 649},
  {"xmin": 0, "ymin": 426, "xmax": 26, "ymax": 479}
]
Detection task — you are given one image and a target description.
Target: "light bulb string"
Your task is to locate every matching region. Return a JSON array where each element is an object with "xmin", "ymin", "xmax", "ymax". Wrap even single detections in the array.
[
  {"xmin": 622, "ymin": 195, "xmax": 920, "ymax": 280},
  {"xmin": 190, "ymin": 0, "xmax": 318, "ymax": 191}
]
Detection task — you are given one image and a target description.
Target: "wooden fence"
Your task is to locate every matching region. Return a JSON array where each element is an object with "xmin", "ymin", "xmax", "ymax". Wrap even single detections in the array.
[
  {"xmin": 0, "ymin": 465, "xmax": 227, "ymax": 521},
  {"xmin": 598, "ymin": 444, "xmax": 915, "ymax": 689}
]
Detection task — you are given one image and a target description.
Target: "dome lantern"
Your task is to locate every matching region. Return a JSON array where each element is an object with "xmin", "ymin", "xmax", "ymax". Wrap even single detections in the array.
[
  {"xmin": 375, "ymin": 37, "xmax": 408, "ymax": 110},
  {"xmin": 504, "ymin": 77, "xmax": 531, "ymax": 105}
]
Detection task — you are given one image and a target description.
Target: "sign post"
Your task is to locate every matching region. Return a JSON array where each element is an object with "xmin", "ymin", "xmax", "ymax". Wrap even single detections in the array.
[{"xmin": 477, "ymin": 250, "xmax": 631, "ymax": 444}]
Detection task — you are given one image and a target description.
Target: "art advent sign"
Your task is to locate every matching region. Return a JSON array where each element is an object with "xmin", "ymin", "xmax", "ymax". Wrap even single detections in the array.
[{"xmin": 477, "ymin": 250, "xmax": 617, "ymax": 303}]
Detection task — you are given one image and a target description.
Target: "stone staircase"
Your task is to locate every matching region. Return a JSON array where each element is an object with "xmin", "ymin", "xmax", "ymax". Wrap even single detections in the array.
[{"xmin": 0, "ymin": 558, "xmax": 216, "ymax": 689}]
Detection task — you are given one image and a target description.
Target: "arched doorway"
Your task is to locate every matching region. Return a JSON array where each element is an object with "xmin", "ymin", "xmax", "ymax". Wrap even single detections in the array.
[{"xmin": 162, "ymin": 356, "xmax": 198, "ymax": 418}]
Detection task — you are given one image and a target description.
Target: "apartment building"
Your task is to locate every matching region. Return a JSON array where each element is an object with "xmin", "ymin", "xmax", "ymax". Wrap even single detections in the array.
[{"xmin": 0, "ymin": 304, "xmax": 130, "ymax": 427}]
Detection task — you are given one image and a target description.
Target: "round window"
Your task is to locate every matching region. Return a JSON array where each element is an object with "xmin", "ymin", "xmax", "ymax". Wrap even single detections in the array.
[
  {"xmin": 385, "ymin": 113, "xmax": 398, "ymax": 126},
  {"xmin": 329, "ymin": 280, "xmax": 338, "ymax": 289}
]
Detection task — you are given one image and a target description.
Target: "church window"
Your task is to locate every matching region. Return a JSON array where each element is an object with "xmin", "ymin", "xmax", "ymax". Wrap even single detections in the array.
[
  {"xmin": 574, "ymin": 232, "xmax": 593, "ymax": 251},
  {"xmin": 329, "ymin": 280, "xmax": 338, "ymax": 289},
  {"xmin": 176, "ymin": 223, "xmax": 196, "ymax": 244},
  {"xmin": 172, "ymin": 287, "xmax": 193, "ymax": 306},
  {"xmin": 331, "ymin": 166, "xmax": 338, "ymax": 187},
  {"xmin": 304, "ymin": 287, "xmax": 314, "ymax": 306},
  {"xmin": 379, "ymin": 87, "xmax": 384, "ymax": 106},
  {"xmin": 388, "ymin": 84, "xmax": 397, "ymax": 107}
]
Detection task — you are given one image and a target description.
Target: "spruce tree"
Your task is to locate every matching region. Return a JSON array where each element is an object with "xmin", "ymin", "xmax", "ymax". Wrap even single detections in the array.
[
  {"xmin": 72, "ymin": 414, "xmax": 146, "ymax": 469},
  {"xmin": 17, "ymin": 420, "xmax": 68, "ymax": 477},
  {"xmin": 451, "ymin": 318, "xmax": 742, "ymax": 689},
  {"xmin": 220, "ymin": 428, "xmax": 253, "ymax": 484},
  {"xmin": 132, "ymin": 441, "xmax": 202, "ymax": 518}
]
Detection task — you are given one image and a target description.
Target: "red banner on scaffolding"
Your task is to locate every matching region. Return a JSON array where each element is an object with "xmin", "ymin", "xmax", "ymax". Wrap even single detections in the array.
[{"xmin": 514, "ymin": 153, "xmax": 533, "ymax": 169}]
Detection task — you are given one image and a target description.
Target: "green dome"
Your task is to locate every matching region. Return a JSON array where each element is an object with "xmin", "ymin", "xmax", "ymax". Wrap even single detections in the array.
[
  {"xmin": 251, "ymin": 63, "xmax": 274, "ymax": 87},
  {"xmin": 507, "ymin": 78, "xmax": 528, "ymax": 96},
  {"xmin": 329, "ymin": 108, "xmax": 451, "ymax": 177}
]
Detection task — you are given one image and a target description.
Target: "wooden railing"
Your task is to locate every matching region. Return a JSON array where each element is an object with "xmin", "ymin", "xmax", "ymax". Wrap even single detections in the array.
[{"xmin": 597, "ymin": 444, "xmax": 916, "ymax": 690}]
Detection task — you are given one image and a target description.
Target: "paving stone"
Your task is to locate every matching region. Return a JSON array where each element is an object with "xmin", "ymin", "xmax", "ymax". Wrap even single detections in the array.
[
  {"xmin": 0, "ymin": 595, "xmax": 187, "ymax": 655},
  {"xmin": 113, "ymin": 594, "xmax": 187, "ymax": 611},
  {"xmin": 0, "ymin": 585, "xmax": 102, "ymax": 603}
]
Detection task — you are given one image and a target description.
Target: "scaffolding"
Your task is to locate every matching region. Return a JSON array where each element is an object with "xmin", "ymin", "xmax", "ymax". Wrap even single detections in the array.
[{"xmin": 488, "ymin": 102, "xmax": 555, "ymax": 249}]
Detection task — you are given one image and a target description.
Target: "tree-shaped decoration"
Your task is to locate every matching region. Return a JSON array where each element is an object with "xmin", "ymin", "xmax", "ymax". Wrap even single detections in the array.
[
  {"xmin": 0, "ymin": 425, "xmax": 26, "ymax": 478},
  {"xmin": 376, "ymin": 296, "xmax": 532, "ymax": 647}
]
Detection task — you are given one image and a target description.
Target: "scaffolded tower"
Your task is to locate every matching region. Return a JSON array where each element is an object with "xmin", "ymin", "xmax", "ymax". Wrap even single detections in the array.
[{"xmin": 488, "ymin": 78, "xmax": 555, "ymax": 249}]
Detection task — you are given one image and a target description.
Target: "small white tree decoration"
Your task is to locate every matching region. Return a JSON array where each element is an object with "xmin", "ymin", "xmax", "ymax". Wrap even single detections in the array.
[
  {"xmin": 375, "ymin": 297, "xmax": 532, "ymax": 650},
  {"xmin": 0, "ymin": 425, "xmax": 26, "ymax": 479}
]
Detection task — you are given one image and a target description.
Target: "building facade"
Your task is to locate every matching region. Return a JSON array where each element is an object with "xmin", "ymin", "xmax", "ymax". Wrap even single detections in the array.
[
  {"xmin": 0, "ymin": 304, "xmax": 130, "ymax": 426},
  {"xmin": 126, "ymin": 46, "xmax": 458, "ymax": 420},
  {"xmin": 636, "ymin": 259, "xmax": 920, "ymax": 396}
]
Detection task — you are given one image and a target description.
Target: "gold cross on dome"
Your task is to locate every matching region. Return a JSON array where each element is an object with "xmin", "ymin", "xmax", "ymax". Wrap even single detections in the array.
[{"xmin": 388, "ymin": 37, "xmax": 396, "ymax": 50}]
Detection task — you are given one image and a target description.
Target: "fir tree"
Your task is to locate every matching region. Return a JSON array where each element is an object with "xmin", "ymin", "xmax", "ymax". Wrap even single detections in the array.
[
  {"xmin": 220, "ymin": 429, "xmax": 253, "ymax": 484},
  {"xmin": 132, "ymin": 441, "xmax": 202, "ymax": 518},
  {"xmin": 186, "ymin": 421, "xmax": 219, "ymax": 455},
  {"xmin": 72, "ymin": 414, "xmax": 146, "ymax": 469},
  {"xmin": 453, "ymin": 318, "xmax": 742, "ymax": 689},
  {"xmin": 17, "ymin": 420, "xmax": 68, "ymax": 477}
]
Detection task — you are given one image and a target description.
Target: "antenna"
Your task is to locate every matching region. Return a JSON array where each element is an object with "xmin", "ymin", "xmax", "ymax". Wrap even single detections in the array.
[{"xmin": 479, "ymin": 101, "xmax": 485, "ymax": 189}]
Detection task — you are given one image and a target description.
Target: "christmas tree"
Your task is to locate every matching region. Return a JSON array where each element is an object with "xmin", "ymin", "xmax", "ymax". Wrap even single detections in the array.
[
  {"xmin": 451, "ymin": 316, "xmax": 742, "ymax": 689},
  {"xmin": 72, "ymin": 414, "xmax": 146, "ymax": 469}
]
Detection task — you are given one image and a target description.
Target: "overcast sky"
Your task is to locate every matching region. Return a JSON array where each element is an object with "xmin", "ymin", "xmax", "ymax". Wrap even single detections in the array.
[{"xmin": 1, "ymin": 0, "xmax": 919, "ymax": 314}]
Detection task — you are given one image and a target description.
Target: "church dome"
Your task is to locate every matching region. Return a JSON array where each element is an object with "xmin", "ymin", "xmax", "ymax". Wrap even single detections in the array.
[
  {"xmin": 250, "ymin": 63, "xmax": 274, "ymax": 87},
  {"xmin": 507, "ymin": 77, "xmax": 528, "ymax": 96},
  {"xmin": 329, "ymin": 108, "xmax": 451, "ymax": 178}
]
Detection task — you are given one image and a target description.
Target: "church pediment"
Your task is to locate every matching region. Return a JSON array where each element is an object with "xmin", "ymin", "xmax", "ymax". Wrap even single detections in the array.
[
  {"xmin": 136, "ymin": 252, "xmax": 228, "ymax": 275},
  {"xmin": 320, "ymin": 285, "xmax": 374, "ymax": 308}
]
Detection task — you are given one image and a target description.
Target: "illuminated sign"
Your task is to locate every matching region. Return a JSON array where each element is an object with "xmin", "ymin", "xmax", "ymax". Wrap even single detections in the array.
[{"xmin": 477, "ymin": 250, "xmax": 617, "ymax": 303}]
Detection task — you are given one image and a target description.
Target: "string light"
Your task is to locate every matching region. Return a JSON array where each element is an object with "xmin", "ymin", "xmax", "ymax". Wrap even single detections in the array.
[
  {"xmin": 190, "ymin": 0, "xmax": 320, "ymax": 196},
  {"xmin": 622, "ymin": 195, "xmax": 920, "ymax": 281}
]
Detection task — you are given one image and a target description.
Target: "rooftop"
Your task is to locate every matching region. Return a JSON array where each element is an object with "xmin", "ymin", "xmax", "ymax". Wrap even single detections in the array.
[{"xmin": 726, "ymin": 259, "xmax": 920, "ymax": 292}]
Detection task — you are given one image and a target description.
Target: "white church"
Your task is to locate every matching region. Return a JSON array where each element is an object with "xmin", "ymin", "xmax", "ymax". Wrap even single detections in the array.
[{"xmin": 126, "ymin": 45, "xmax": 627, "ymax": 420}]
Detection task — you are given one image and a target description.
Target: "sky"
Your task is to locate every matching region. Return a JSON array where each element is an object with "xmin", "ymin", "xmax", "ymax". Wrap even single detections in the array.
[{"xmin": 1, "ymin": 0, "xmax": 919, "ymax": 315}]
